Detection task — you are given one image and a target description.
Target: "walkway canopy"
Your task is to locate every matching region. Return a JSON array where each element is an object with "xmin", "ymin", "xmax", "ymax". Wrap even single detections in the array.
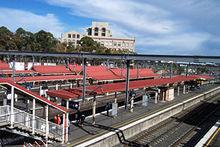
[
  {"xmin": 0, "ymin": 79, "xmax": 68, "ymax": 113},
  {"xmin": 47, "ymin": 75, "xmax": 212, "ymax": 101}
]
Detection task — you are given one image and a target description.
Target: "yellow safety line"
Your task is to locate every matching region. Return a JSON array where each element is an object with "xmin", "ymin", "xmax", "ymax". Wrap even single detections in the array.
[{"xmin": 205, "ymin": 127, "xmax": 220, "ymax": 146}]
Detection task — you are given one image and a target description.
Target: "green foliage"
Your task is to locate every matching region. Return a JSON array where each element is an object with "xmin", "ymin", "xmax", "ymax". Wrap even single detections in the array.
[{"xmin": 0, "ymin": 26, "xmax": 135, "ymax": 54}]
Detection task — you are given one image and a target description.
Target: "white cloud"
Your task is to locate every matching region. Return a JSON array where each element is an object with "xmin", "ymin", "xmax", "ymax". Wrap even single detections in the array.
[
  {"xmin": 45, "ymin": 0, "xmax": 215, "ymax": 55},
  {"xmin": 47, "ymin": 0, "xmax": 179, "ymax": 34},
  {"xmin": 0, "ymin": 8, "xmax": 65, "ymax": 37},
  {"xmin": 138, "ymin": 33, "xmax": 211, "ymax": 50}
]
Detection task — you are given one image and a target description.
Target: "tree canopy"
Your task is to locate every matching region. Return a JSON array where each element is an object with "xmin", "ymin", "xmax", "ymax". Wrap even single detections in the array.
[{"xmin": 0, "ymin": 26, "xmax": 135, "ymax": 54}]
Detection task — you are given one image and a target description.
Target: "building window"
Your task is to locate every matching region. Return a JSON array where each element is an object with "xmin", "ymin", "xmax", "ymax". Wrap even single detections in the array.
[
  {"xmin": 68, "ymin": 34, "xmax": 71, "ymax": 38},
  {"xmin": 72, "ymin": 34, "xmax": 76, "ymax": 38},
  {"xmin": 101, "ymin": 28, "xmax": 106, "ymax": 36},
  {"xmin": 94, "ymin": 27, "xmax": 99, "ymax": 36},
  {"xmin": 77, "ymin": 34, "xmax": 80, "ymax": 38},
  {"xmin": 114, "ymin": 42, "xmax": 117, "ymax": 46},
  {"xmin": 77, "ymin": 40, "xmax": 80, "ymax": 44},
  {"xmin": 87, "ymin": 28, "xmax": 92, "ymax": 36},
  {"xmin": 118, "ymin": 43, "xmax": 121, "ymax": 47}
]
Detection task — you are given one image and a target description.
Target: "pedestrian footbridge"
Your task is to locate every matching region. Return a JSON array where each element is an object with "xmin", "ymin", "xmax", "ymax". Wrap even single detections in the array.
[
  {"xmin": 0, "ymin": 105, "xmax": 63, "ymax": 142},
  {"xmin": 0, "ymin": 79, "xmax": 69, "ymax": 144}
]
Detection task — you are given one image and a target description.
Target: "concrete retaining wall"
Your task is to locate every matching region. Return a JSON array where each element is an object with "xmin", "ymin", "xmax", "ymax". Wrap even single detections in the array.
[{"xmin": 76, "ymin": 86, "xmax": 220, "ymax": 147}]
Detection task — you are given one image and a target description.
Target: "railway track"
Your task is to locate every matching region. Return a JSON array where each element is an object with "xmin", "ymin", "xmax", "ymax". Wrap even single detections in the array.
[{"xmin": 126, "ymin": 94, "xmax": 220, "ymax": 147}]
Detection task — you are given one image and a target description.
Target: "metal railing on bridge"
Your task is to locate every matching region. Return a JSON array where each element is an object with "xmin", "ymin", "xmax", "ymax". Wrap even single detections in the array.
[{"xmin": 0, "ymin": 105, "xmax": 63, "ymax": 141}]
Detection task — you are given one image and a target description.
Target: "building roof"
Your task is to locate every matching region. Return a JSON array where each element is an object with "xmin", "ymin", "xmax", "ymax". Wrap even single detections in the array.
[
  {"xmin": 0, "ymin": 61, "xmax": 10, "ymax": 70},
  {"xmin": 0, "ymin": 79, "xmax": 68, "ymax": 113},
  {"xmin": 33, "ymin": 65, "xmax": 73, "ymax": 75},
  {"xmin": 47, "ymin": 75, "xmax": 212, "ymax": 100},
  {"xmin": 68, "ymin": 64, "xmax": 159, "ymax": 81},
  {"xmin": 0, "ymin": 70, "xmax": 35, "ymax": 75},
  {"xmin": 3, "ymin": 75, "xmax": 83, "ymax": 83}
]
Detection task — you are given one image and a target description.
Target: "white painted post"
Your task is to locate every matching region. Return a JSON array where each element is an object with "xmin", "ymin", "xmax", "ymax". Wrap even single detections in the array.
[
  {"xmin": 183, "ymin": 85, "xmax": 186, "ymax": 94},
  {"xmin": 62, "ymin": 113, "xmax": 65, "ymax": 144},
  {"xmin": 66, "ymin": 100, "xmax": 69, "ymax": 142},
  {"xmin": 45, "ymin": 105, "xmax": 49, "ymax": 141},
  {"xmin": 3, "ymin": 98, "xmax": 7, "ymax": 106},
  {"xmin": 39, "ymin": 85, "xmax": 42, "ymax": 96},
  {"xmin": 155, "ymin": 92, "xmax": 158, "ymax": 104},
  {"xmin": 130, "ymin": 97, "xmax": 134, "ymax": 112},
  {"xmin": 10, "ymin": 86, "xmax": 15, "ymax": 128},
  {"xmin": 177, "ymin": 86, "xmax": 180, "ymax": 96},
  {"xmin": 162, "ymin": 91, "xmax": 165, "ymax": 101},
  {"xmin": 32, "ymin": 99, "xmax": 36, "ymax": 134},
  {"xmin": 70, "ymin": 83, "xmax": 73, "ymax": 89},
  {"xmin": 92, "ymin": 97, "xmax": 96, "ymax": 124},
  {"xmin": 112, "ymin": 98, "xmax": 118, "ymax": 117},
  {"xmin": 142, "ymin": 94, "xmax": 148, "ymax": 106},
  {"xmin": 56, "ymin": 84, "xmax": 59, "ymax": 90}
]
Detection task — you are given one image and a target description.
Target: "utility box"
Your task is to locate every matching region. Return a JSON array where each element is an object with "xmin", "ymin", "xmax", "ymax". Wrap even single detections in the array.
[
  {"xmin": 112, "ymin": 102, "xmax": 118, "ymax": 116},
  {"xmin": 165, "ymin": 88, "xmax": 174, "ymax": 101}
]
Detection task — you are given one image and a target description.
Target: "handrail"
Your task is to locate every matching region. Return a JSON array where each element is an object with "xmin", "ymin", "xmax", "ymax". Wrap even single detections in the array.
[{"xmin": 0, "ymin": 105, "xmax": 63, "ymax": 140}]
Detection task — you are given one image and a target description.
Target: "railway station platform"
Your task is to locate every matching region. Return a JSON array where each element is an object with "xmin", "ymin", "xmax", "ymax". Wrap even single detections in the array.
[
  {"xmin": 196, "ymin": 120, "xmax": 220, "ymax": 147},
  {"xmin": 63, "ymin": 84, "xmax": 220, "ymax": 146}
]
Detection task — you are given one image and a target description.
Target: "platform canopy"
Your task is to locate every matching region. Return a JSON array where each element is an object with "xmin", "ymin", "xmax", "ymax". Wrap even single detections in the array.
[
  {"xmin": 32, "ymin": 65, "xmax": 74, "ymax": 75},
  {"xmin": 3, "ymin": 74, "xmax": 83, "ymax": 83},
  {"xmin": 47, "ymin": 75, "xmax": 212, "ymax": 101},
  {"xmin": 68, "ymin": 64, "xmax": 159, "ymax": 81}
]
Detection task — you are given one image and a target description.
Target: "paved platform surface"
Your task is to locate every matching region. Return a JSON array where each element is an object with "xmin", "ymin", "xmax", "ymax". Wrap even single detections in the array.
[
  {"xmin": 63, "ymin": 84, "xmax": 219, "ymax": 146},
  {"xmin": 208, "ymin": 127, "xmax": 220, "ymax": 147}
]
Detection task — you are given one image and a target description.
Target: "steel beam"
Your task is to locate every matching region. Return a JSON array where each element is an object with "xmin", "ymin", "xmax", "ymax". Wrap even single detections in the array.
[{"xmin": 0, "ymin": 51, "xmax": 220, "ymax": 63}]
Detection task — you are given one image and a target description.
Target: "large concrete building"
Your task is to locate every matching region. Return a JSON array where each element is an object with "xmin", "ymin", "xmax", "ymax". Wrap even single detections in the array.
[{"xmin": 61, "ymin": 22, "xmax": 135, "ymax": 52}]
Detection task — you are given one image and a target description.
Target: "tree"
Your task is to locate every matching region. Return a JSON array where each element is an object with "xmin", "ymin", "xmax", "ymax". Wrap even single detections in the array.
[
  {"xmin": 14, "ymin": 27, "xmax": 34, "ymax": 51},
  {"xmin": 0, "ymin": 26, "xmax": 17, "ymax": 51},
  {"xmin": 34, "ymin": 30, "xmax": 58, "ymax": 52}
]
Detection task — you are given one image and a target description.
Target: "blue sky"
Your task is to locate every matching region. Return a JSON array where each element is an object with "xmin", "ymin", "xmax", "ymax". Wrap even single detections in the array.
[{"xmin": 0, "ymin": 0, "xmax": 220, "ymax": 55}]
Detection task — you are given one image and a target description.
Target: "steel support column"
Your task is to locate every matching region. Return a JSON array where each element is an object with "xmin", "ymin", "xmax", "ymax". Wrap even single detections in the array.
[
  {"xmin": 186, "ymin": 64, "xmax": 189, "ymax": 77},
  {"xmin": 82, "ymin": 58, "xmax": 87, "ymax": 101},
  {"xmin": 125, "ymin": 60, "xmax": 131, "ymax": 110},
  {"xmin": 170, "ymin": 62, "xmax": 173, "ymax": 78}
]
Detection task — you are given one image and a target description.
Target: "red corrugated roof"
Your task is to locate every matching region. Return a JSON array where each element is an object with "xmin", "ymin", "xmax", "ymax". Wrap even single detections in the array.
[
  {"xmin": 3, "ymin": 75, "xmax": 83, "ymax": 83},
  {"xmin": 0, "ymin": 70, "xmax": 35, "ymax": 75},
  {"xmin": 68, "ymin": 64, "xmax": 159, "ymax": 81},
  {"xmin": 33, "ymin": 65, "xmax": 72, "ymax": 75},
  {"xmin": 47, "ymin": 75, "xmax": 212, "ymax": 100},
  {"xmin": 0, "ymin": 61, "xmax": 10, "ymax": 70},
  {"xmin": 0, "ymin": 79, "xmax": 68, "ymax": 113}
]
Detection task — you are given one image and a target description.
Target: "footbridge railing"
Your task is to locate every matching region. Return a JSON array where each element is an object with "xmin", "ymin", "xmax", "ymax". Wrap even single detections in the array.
[{"xmin": 0, "ymin": 105, "xmax": 63, "ymax": 141}]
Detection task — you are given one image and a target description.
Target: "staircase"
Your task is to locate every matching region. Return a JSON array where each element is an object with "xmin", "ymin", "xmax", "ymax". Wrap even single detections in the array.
[{"xmin": 0, "ymin": 105, "xmax": 63, "ymax": 142}]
